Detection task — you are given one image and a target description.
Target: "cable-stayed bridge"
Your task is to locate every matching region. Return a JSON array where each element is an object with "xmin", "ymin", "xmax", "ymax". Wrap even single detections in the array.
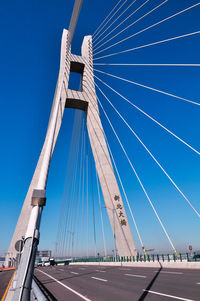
[{"xmin": 2, "ymin": 0, "xmax": 200, "ymax": 300}]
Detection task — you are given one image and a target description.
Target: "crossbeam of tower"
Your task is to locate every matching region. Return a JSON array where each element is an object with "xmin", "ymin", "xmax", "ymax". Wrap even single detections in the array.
[{"xmin": 6, "ymin": 1, "xmax": 137, "ymax": 300}]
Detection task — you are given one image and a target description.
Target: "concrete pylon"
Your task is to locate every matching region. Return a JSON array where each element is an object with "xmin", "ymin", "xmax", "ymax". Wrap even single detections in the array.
[
  {"xmin": 82, "ymin": 37, "xmax": 137, "ymax": 257},
  {"xmin": 6, "ymin": 30, "xmax": 137, "ymax": 266}
]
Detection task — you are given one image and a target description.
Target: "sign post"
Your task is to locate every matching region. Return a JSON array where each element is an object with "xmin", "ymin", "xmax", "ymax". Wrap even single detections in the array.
[{"xmin": 189, "ymin": 245, "xmax": 193, "ymax": 259}]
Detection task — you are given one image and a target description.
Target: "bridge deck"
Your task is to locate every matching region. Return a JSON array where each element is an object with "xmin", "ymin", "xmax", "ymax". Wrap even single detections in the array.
[
  {"xmin": 34, "ymin": 264, "xmax": 200, "ymax": 301},
  {"xmin": 0, "ymin": 270, "xmax": 15, "ymax": 300}
]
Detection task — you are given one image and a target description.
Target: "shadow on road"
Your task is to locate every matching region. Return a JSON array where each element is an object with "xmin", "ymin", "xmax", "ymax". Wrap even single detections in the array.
[{"xmin": 137, "ymin": 263, "xmax": 162, "ymax": 301}]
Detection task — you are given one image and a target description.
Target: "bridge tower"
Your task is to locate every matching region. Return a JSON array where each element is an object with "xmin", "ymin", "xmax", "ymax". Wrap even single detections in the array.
[{"xmin": 5, "ymin": 0, "xmax": 137, "ymax": 270}]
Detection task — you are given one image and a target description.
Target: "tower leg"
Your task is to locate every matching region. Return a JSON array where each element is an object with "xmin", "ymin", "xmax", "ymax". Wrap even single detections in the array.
[
  {"xmin": 5, "ymin": 29, "xmax": 70, "ymax": 267},
  {"xmin": 82, "ymin": 36, "xmax": 137, "ymax": 257}
]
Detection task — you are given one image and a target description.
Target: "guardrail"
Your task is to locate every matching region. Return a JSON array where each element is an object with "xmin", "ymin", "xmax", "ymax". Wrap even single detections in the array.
[{"xmin": 68, "ymin": 252, "xmax": 199, "ymax": 263}]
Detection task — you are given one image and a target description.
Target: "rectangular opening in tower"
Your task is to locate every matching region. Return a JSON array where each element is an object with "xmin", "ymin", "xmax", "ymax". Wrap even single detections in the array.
[
  {"xmin": 68, "ymin": 71, "xmax": 82, "ymax": 91},
  {"xmin": 68, "ymin": 61, "xmax": 84, "ymax": 91}
]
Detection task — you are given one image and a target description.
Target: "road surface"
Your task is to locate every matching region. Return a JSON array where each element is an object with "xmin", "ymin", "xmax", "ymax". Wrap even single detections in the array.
[
  {"xmin": 34, "ymin": 264, "xmax": 200, "ymax": 301},
  {"xmin": 0, "ymin": 270, "xmax": 14, "ymax": 299}
]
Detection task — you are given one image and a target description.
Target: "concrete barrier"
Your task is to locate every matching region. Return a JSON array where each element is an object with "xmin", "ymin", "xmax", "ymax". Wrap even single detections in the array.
[{"xmin": 0, "ymin": 267, "xmax": 15, "ymax": 272}]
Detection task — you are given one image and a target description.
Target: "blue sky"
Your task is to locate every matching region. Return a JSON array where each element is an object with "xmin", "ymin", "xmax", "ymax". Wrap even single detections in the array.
[{"xmin": 0, "ymin": 0, "xmax": 200, "ymax": 256}]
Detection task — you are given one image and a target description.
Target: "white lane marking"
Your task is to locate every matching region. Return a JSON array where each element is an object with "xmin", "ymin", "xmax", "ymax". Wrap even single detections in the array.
[
  {"xmin": 95, "ymin": 270, "xmax": 106, "ymax": 273},
  {"xmin": 155, "ymin": 271, "xmax": 183, "ymax": 275},
  {"xmin": 119, "ymin": 268, "xmax": 131, "ymax": 271},
  {"xmin": 79, "ymin": 268, "xmax": 85, "ymax": 270},
  {"xmin": 70, "ymin": 271, "xmax": 79, "ymax": 275},
  {"xmin": 143, "ymin": 290, "xmax": 196, "ymax": 301},
  {"xmin": 196, "ymin": 282, "xmax": 200, "ymax": 284},
  {"xmin": 125, "ymin": 274, "xmax": 146, "ymax": 278},
  {"xmin": 91, "ymin": 277, "xmax": 108, "ymax": 282},
  {"xmin": 36, "ymin": 269, "xmax": 91, "ymax": 301},
  {"xmin": 59, "ymin": 269, "xmax": 64, "ymax": 271}
]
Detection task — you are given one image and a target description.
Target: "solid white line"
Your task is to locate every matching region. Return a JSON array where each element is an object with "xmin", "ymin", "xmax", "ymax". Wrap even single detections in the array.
[
  {"xmin": 143, "ymin": 290, "xmax": 195, "ymax": 301},
  {"xmin": 36, "ymin": 269, "xmax": 92, "ymax": 301},
  {"xmin": 196, "ymin": 282, "xmax": 200, "ymax": 284},
  {"xmin": 91, "ymin": 277, "xmax": 108, "ymax": 282},
  {"xmin": 125, "ymin": 274, "xmax": 146, "ymax": 278},
  {"xmin": 70, "ymin": 271, "xmax": 79, "ymax": 275},
  {"xmin": 95, "ymin": 270, "xmax": 106, "ymax": 273}
]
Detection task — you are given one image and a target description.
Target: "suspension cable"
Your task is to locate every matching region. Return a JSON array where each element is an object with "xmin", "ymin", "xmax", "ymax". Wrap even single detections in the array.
[
  {"xmin": 83, "ymin": 78, "xmax": 130, "ymax": 252},
  {"xmin": 65, "ymin": 113, "xmax": 84, "ymax": 256},
  {"xmin": 95, "ymin": 169, "xmax": 107, "ymax": 256},
  {"xmin": 83, "ymin": 65, "xmax": 178, "ymax": 253},
  {"xmin": 94, "ymin": 30, "xmax": 200, "ymax": 61},
  {"xmin": 86, "ymin": 153, "xmax": 89, "ymax": 258},
  {"xmin": 93, "ymin": 0, "xmax": 128, "ymax": 40},
  {"xmin": 94, "ymin": 68, "xmax": 200, "ymax": 106},
  {"xmin": 60, "ymin": 111, "xmax": 83, "ymax": 256},
  {"xmin": 74, "ymin": 116, "xmax": 85, "ymax": 256},
  {"xmin": 94, "ymin": 73, "xmax": 200, "ymax": 155},
  {"xmin": 84, "ymin": 67, "xmax": 175, "ymax": 253},
  {"xmin": 94, "ymin": 63, "xmax": 200, "ymax": 67},
  {"xmin": 84, "ymin": 82, "xmax": 145, "ymax": 252},
  {"xmin": 89, "ymin": 145, "xmax": 97, "ymax": 257},
  {"xmin": 86, "ymin": 111, "xmax": 138, "ymax": 256},
  {"xmin": 94, "ymin": 86, "xmax": 177, "ymax": 253},
  {"xmin": 93, "ymin": 0, "xmax": 137, "ymax": 45},
  {"xmin": 80, "ymin": 129, "xmax": 86, "ymax": 256},
  {"xmin": 102, "ymin": 116, "xmax": 146, "ymax": 252},
  {"xmin": 56, "ymin": 113, "xmax": 78, "ymax": 256},
  {"xmin": 93, "ymin": 0, "xmax": 167, "ymax": 54},
  {"xmin": 94, "ymin": 1, "xmax": 200, "ymax": 55},
  {"xmin": 93, "ymin": 0, "xmax": 122, "ymax": 37},
  {"xmin": 83, "ymin": 74, "xmax": 146, "ymax": 252},
  {"xmin": 93, "ymin": 0, "xmax": 151, "ymax": 49},
  {"xmin": 94, "ymin": 79, "xmax": 200, "ymax": 218}
]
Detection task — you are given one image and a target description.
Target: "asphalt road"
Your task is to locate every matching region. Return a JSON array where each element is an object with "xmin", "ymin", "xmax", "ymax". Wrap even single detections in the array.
[
  {"xmin": 0, "ymin": 270, "xmax": 14, "ymax": 299},
  {"xmin": 34, "ymin": 264, "xmax": 200, "ymax": 301}
]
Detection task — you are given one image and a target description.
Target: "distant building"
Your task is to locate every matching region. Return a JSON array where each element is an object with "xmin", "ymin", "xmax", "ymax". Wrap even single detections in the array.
[
  {"xmin": 0, "ymin": 257, "xmax": 5, "ymax": 268},
  {"xmin": 36, "ymin": 250, "xmax": 52, "ymax": 260}
]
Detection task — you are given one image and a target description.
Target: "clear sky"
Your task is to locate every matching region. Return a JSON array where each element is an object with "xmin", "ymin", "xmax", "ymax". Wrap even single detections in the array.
[{"xmin": 0, "ymin": 0, "xmax": 200, "ymax": 256}]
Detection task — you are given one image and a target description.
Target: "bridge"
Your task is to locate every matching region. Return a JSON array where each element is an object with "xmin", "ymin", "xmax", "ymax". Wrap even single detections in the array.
[{"xmin": 1, "ymin": 0, "xmax": 200, "ymax": 300}]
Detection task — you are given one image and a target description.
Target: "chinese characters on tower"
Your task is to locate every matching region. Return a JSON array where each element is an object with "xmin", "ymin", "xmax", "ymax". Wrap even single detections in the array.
[{"xmin": 114, "ymin": 195, "xmax": 127, "ymax": 226}]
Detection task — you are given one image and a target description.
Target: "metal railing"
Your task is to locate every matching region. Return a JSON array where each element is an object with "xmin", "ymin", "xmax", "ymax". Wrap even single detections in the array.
[{"xmin": 69, "ymin": 252, "xmax": 199, "ymax": 263}]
